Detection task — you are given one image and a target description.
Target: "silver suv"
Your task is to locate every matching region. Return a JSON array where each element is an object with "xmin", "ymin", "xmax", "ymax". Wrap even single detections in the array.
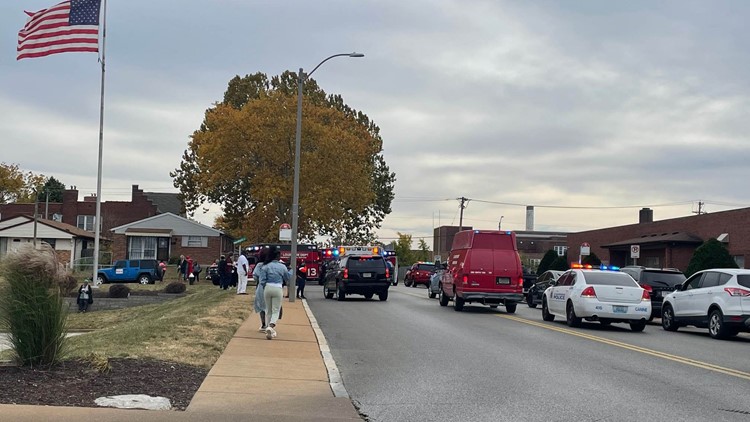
[{"xmin": 661, "ymin": 269, "xmax": 750, "ymax": 339}]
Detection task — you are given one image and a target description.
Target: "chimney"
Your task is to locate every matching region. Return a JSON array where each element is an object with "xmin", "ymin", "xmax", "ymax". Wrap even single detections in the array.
[
  {"xmin": 83, "ymin": 194, "xmax": 97, "ymax": 202},
  {"xmin": 639, "ymin": 208, "xmax": 653, "ymax": 224},
  {"xmin": 526, "ymin": 206, "xmax": 534, "ymax": 231}
]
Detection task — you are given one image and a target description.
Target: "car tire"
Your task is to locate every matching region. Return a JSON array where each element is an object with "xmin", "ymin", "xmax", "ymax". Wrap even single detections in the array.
[
  {"xmin": 97, "ymin": 274, "xmax": 107, "ymax": 285},
  {"xmin": 505, "ymin": 302, "xmax": 517, "ymax": 314},
  {"xmin": 661, "ymin": 304, "xmax": 679, "ymax": 332},
  {"xmin": 139, "ymin": 274, "xmax": 152, "ymax": 285},
  {"xmin": 378, "ymin": 290, "xmax": 388, "ymax": 301},
  {"xmin": 337, "ymin": 284, "xmax": 346, "ymax": 302},
  {"xmin": 324, "ymin": 285, "xmax": 334, "ymax": 299},
  {"xmin": 453, "ymin": 294, "xmax": 465, "ymax": 312},
  {"xmin": 629, "ymin": 320, "xmax": 647, "ymax": 332},
  {"xmin": 439, "ymin": 288, "xmax": 450, "ymax": 307},
  {"xmin": 527, "ymin": 293, "xmax": 537, "ymax": 308},
  {"xmin": 708, "ymin": 309, "xmax": 730, "ymax": 339},
  {"xmin": 566, "ymin": 301, "xmax": 582, "ymax": 328},
  {"xmin": 542, "ymin": 298, "xmax": 555, "ymax": 322},
  {"xmin": 364, "ymin": 293, "xmax": 374, "ymax": 300},
  {"xmin": 404, "ymin": 279, "xmax": 412, "ymax": 287},
  {"xmin": 429, "ymin": 290, "xmax": 436, "ymax": 299}
]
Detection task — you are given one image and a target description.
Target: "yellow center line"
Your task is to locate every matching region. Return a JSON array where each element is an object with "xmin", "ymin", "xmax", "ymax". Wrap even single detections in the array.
[{"xmin": 498, "ymin": 314, "xmax": 750, "ymax": 381}]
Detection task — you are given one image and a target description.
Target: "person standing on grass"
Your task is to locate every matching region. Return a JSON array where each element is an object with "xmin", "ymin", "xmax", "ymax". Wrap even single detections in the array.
[
  {"xmin": 258, "ymin": 246, "xmax": 291, "ymax": 340},
  {"xmin": 218, "ymin": 254, "xmax": 228, "ymax": 289},
  {"xmin": 253, "ymin": 247, "xmax": 270, "ymax": 331},
  {"xmin": 236, "ymin": 250, "xmax": 249, "ymax": 295},
  {"xmin": 159, "ymin": 260, "xmax": 167, "ymax": 281},
  {"xmin": 226, "ymin": 252, "xmax": 236, "ymax": 289},
  {"xmin": 178, "ymin": 255, "xmax": 186, "ymax": 280},
  {"xmin": 77, "ymin": 279, "xmax": 93, "ymax": 313}
]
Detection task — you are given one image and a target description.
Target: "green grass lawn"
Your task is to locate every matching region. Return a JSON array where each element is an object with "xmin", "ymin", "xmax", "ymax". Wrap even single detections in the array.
[{"xmin": 3, "ymin": 283, "xmax": 253, "ymax": 368}]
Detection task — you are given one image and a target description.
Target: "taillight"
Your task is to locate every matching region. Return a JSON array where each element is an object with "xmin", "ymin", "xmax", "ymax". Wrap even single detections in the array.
[
  {"xmin": 640, "ymin": 283, "xmax": 653, "ymax": 293},
  {"xmin": 518, "ymin": 277, "xmax": 524, "ymax": 286},
  {"xmin": 385, "ymin": 268, "xmax": 390, "ymax": 279},
  {"xmin": 724, "ymin": 287, "xmax": 750, "ymax": 297},
  {"xmin": 581, "ymin": 286, "xmax": 597, "ymax": 298},
  {"xmin": 462, "ymin": 275, "xmax": 468, "ymax": 285},
  {"xmin": 641, "ymin": 289, "xmax": 651, "ymax": 301},
  {"xmin": 343, "ymin": 268, "xmax": 349, "ymax": 279}
]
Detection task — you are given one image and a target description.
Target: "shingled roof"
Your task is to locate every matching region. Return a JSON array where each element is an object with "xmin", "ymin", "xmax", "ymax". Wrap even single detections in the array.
[{"xmin": 144, "ymin": 192, "xmax": 185, "ymax": 216}]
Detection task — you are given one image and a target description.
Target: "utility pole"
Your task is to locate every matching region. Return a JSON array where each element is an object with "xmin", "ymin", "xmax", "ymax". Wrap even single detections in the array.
[
  {"xmin": 458, "ymin": 197, "xmax": 469, "ymax": 231},
  {"xmin": 693, "ymin": 201, "xmax": 705, "ymax": 215}
]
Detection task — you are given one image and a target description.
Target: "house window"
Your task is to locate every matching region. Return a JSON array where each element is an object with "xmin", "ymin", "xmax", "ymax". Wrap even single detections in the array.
[
  {"xmin": 182, "ymin": 236, "xmax": 208, "ymax": 248},
  {"xmin": 77, "ymin": 215, "xmax": 96, "ymax": 231},
  {"xmin": 554, "ymin": 246, "xmax": 568, "ymax": 256},
  {"xmin": 129, "ymin": 237, "xmax": 157, "ymax": 260},
  {"xmin": 41, "ymin": 238, "xmax": 56, "ymax": 249}
]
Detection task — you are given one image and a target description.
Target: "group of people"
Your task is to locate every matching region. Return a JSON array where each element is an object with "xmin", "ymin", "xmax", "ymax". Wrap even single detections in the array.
[
  {"xmin": 215, "ymin": 251, "xmax": 251, "ymax": 294},
  {"xmin": 176, "ymin": 255, "xmax": 202, "ymax": 283}
]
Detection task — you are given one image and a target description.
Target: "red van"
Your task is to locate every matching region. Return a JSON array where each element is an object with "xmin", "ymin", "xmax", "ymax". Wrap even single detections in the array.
[{"xmin": 438, "ymin": 230, "xmax": 524, "ymax": 313}]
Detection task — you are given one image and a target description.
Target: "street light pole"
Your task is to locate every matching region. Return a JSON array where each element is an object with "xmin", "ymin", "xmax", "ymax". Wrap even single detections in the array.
[{"xmin": 289, "ymin": 52, "xmax": 364, "ymax": 303}]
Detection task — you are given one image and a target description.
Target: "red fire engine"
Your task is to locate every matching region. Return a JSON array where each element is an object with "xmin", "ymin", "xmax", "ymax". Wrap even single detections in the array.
[{"xmin": 245, "ymin": 243, "xmax": 323, "ymax": 283}]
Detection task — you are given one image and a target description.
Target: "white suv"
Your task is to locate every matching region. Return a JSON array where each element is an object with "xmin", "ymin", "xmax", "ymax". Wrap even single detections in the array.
[{"xmin": 661, "ymin": 269, "xmax": 750, "ymax": 339}]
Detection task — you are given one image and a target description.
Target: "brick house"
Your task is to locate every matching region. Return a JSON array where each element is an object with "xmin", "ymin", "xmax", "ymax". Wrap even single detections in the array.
[
  {"xmin": 0, "ymin": 184, "xmax": 184, "ymax": 237},
  {"xmin": 110, "ymin": 213, "xmax": 234, "ymax": 268},
  {"xmin": 566, "ymin": 208, "xmax": 750, "ymax": 271},
  {"xmin": 0, "ymin": 215, "xmax": 102, "ymax": 268}
]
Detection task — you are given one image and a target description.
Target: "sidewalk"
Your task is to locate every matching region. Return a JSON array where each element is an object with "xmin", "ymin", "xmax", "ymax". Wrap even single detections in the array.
[{"xmin": 0, "ymin": 299, "xmax": 362, "ymax": 421}]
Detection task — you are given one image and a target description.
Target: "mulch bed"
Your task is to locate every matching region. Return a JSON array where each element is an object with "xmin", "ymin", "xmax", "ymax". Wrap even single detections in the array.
[{"xmin": 0, "ymin": 358, "xmax": 208, "ymax": 411}]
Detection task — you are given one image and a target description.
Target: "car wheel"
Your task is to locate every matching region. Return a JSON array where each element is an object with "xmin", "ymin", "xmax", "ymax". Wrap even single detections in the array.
[
  {"xmin": 709, "ymin": 309, "xmax": 730, "ymax": 339},
  {"xmin": 324, "ymin": 285, "xmax": 334, "ymax": 299},
  {"xmin": 439, "ymin": 287, "xmax": 450, "ymax": 307},
  {"xmin": 661, "ymin": 304, "xmax": 679, "ymax": 331},
  {"xmin": 542, "ymin": 298, "xmax": 555, "ymax": 322},
  {"xmin": 96, "ymin": 274, "xmax": 107, "ymax": 285},
  {"xmin": 364, "ymin": 293, "xmax": 374, "ymax": 300},
  {"xmin": 453, "ymin": 293, "xmax": 465, "ymax": 312},
  {"xmin": 429, "ymin": 290, "xmax": 436, "ymax": 299},
  {"xmin": 505, "ymin": 302, "xmax": 517, "ymax": 314},
  {"xmin": 404, "ymin": 278, "xmax": 412, "ymax": 287},
  {"xmin": 378, "ymin": 290, "xmax": 388, "ymax": 301},
  {"xmin": 337, "ymin": 284, "xmax": 346, "ymax": 302},
  {"xmin": 566, "ymin": 301, "xmax": 582, "ymax": 328},
  {"xmin": 139, "ymin": 274, "xmax": 152, "ymax": 285},
  {"xmin": 527, "ymin": 293, "xmax": 537, "ymax": 308},
  {"xmin": 630, "ymin": 320, "xmax": 646, "ymax": 332}
]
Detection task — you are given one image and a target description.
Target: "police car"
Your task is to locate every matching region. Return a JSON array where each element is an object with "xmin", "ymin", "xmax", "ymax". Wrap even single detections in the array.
[
  {"xmin": 541, "ymin": 264, "xmax": 651, "ymax": 332},
  {"xmin": 322, "ymin": 246, "xmax": 391, "ymax": 301}
]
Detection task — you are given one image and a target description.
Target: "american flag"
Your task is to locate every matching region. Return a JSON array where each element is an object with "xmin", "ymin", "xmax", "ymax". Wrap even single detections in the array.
[{"xmin": 17, "ymin": 0, "xmax": 102, "ymax": 60}]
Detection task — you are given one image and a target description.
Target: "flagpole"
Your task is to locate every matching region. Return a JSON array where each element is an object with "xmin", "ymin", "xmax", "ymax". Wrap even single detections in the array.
[{"xmin": 92, "ymin": 0, "xmax": 107, "ymax": 285}]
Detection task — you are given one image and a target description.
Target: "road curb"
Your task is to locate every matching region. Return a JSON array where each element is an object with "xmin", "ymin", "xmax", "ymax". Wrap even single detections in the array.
[{"xmin": 302, "ymin": 299, "xmax": 349, "ymax": 398}]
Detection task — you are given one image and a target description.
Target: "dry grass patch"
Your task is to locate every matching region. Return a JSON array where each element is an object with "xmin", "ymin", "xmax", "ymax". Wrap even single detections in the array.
[{"xmin": 65, "ymin": 284, "xmax": 252, "ymax": 368}]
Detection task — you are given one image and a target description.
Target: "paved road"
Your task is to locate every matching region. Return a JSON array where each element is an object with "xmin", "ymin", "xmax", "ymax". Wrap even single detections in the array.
[{"xmin": 307, "ymin": 283, "xmax": 750, "ymax": 422}]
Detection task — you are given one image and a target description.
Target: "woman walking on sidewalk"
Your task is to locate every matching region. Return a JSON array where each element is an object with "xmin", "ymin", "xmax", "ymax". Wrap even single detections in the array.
[{"xmin": 258, "ymin": 246, "xmax": 291, "ymax": 340}]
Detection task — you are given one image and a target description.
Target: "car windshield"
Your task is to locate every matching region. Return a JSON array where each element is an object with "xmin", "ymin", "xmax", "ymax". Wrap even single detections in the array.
[
  {"xmin": 417, "ymin": 264, "xmax": 435, "ymax": 271},
  {"xmin": 640, "ymin": 271, "xmax": 685, "ymax": 287},
  {"xmin": 583, "ymin": 272, "xmax": 639, "ymax": 287},
  {"xmin": 737, "ymin": 274, "xmax": 750, "ymax": 288},
  {"xmin": 348, "ymin": 257, "xmax": 385, "ymax": 271}
]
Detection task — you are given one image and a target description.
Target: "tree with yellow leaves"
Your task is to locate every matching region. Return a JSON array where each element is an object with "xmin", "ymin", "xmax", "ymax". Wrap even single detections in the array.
[{"xmin": 172, "ymin": 71, "xmax": 395, "ymax": 243}]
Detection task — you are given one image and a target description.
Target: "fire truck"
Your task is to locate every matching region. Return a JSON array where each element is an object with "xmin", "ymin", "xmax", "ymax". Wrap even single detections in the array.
[{"xmin": 245, "ymin": 243, "xmax": 324, "ymax": 284}]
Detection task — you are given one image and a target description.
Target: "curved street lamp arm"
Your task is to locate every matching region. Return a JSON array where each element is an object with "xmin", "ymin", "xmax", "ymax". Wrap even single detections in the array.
[{"xmin": 307, "ymin": 52, "xmax": 362, "ymax": 78}]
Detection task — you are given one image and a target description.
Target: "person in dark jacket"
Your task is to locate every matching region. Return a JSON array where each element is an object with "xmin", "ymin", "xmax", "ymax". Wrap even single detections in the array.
[
  {"xmin": 218, "ymin": 254, "xmax": 228, "ymax": 290},
  {"xmin": 77, "ymin": 279, "xmax": 94, "ymax": 313},
  {"xmin": 296, "ymin": 264, "xmax": 307, "ymax": 299}
]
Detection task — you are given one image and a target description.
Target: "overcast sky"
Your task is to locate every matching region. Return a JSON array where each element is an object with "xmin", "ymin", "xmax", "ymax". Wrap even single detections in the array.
[{"xmin": 2, "ymin": 0, "xmax": 749, "ymax": 244}]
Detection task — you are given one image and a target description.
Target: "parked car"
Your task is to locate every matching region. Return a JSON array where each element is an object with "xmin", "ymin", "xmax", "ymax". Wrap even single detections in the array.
[
  {"xmin": 323, "ymin": 252, "xmax": 390, "ymax": 301},
  {"xmin": 541, "ymin": 264, "xmax": 651, "ymax": 332},
  {"xmin": 404, "ymin": 262, "xmax": 436, "ymax": 287},
  {"xmin": 439, "ymin": 230, "xmax": 524, "ymax": 313},
  {"xmin": 620, "ymin": 266, "xmax": 686, "ymax": 320},
  {"xmin": 661, "ymin": 269, "xmax": 750, "ymax": 339},
  {"xmin": 526, "ymin": 270, "xmax": 564, "ymax": 308},
  {"xmin": 97, "ymin": 259, "xmax": 162, "ymax": 285},
  {"xmin": 428, "ymin": 264, "xmax": 447, "ymax": 299}
]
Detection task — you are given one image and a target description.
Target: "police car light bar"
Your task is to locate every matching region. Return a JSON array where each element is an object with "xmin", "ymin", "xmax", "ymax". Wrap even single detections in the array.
[
  {"xmin": 571, "ymin": 263, "xmax": 620, "ymax": 271},
  {"xmin": 338, "ymin": 246, "xmax": 381, "ymax": 256}
]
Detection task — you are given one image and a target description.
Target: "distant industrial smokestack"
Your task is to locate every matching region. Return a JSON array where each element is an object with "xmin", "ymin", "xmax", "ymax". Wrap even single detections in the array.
[
  {"xmin": 526, "ymin": 206, "xmax": 534, "ymax": 231},
  {"xmin": 639, "ymin": 208, "xmax": 653, "ymax": 224}
]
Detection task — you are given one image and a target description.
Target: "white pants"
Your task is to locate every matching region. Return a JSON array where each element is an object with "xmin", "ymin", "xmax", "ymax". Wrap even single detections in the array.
[
  {"xmin": 237, "ymin": 273, "xmax": 248, "ymax": 294},
  {"xmin": 263, "ymin": 284, "xmax": 283, "ymax": 326}
]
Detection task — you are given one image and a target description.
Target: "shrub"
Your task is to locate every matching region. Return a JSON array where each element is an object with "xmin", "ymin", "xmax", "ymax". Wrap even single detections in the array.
[
  {"xmin": 549, "ymin": 255, "xmax": 570, "ymax": 271},
  {"xmin": 59, "ymin": 275, "xmax": 79, "ymax": 295},
  {"xmin": 537, "ymin": 250, "xmax": 559, "ymax": 275},
  {"xmin": 108, "ymin": 284, "xmax": 131, "ymax": 298},
  {"xmin": 165, "ymin": 282, "xmax": 186, "ymax": 294},
  {"xmin": 0, "ymin": 244, "xmax": 69, "ymax": 367},
  {"xmin": 581, "ymin": 252, "xmax": 602, "ymax": 266},
  {"xmin": 685, "ymin": 238, "xmax": 738, "ymax": 277}
]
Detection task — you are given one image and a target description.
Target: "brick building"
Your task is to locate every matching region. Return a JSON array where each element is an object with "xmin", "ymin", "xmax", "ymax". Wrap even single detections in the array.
[
  {"xmin": 111, "ymin": 213, "xmax": 234, "ymax": 267},
  {"xmin": 515, "ymin": 231, "xmax": 569, "ymax": 267},
  {"xmin": 567, "ymin": 208, "xmax": 750, "ymax": 271},
  {"xmin": 0, "ymin": 184, "xmax": 184, "ymax": 237}
]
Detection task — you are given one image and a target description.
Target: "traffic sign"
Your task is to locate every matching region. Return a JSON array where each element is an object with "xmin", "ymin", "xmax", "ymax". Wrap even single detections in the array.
[
  {"xmin": 630, "ymin": 245, "xmax": 640, "ymax": 259},
  {"xmin": 580, "ymin": 242, "xmax": 591, "ymax": 256},
  {"xmin": 279, "ymin": 223, "xmax": 292, "ymax": 241},
  {"xmin": 280, "ymin": 223, "xmax": 291, "ymax": 230}
]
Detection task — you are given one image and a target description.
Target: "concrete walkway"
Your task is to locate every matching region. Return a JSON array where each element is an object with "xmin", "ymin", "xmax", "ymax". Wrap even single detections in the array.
[{"xmin": 0, "ymin": 299, "xmax": 362, "ymax": 421}]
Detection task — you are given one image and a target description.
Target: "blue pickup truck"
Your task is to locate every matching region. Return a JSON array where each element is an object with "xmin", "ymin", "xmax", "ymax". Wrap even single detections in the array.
[{"xmin": 97, "ymin": 259, "xmax": 163, "ymax": 285}]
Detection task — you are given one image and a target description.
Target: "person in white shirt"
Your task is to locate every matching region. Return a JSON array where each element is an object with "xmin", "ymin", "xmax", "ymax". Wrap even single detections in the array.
[{"xmin": 236, "ymin": 250, "xmax": 250, "ymax": 295}]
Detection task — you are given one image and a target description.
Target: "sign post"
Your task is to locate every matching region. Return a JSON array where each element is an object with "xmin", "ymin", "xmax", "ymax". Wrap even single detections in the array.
[
  {"xmin": 630, "ymin": 244, "xmax": 640, "ymax": 266},
  {"xmin": 579, "ymin": 242, "xmax": 591, "ymax": 264}
]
